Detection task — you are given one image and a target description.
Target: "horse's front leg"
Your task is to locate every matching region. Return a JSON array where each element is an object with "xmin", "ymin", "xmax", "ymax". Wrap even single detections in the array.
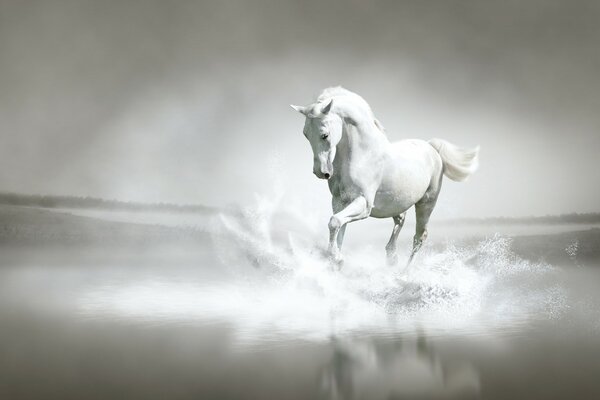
[{"xmin": 328, "ymin": 196, "xmax": 371, "ymax": 263}]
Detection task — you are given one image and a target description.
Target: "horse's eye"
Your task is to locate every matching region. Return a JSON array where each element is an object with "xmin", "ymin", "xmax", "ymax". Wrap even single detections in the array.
[{"xmin": 321, "ymin": 133, "xmax": 329, "ymax": 140}]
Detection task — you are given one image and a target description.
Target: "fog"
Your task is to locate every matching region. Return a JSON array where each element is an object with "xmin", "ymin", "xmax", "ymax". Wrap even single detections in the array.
[{"xmin": 1, "ymin": 0, "xmax": 599, "ymax": 217}]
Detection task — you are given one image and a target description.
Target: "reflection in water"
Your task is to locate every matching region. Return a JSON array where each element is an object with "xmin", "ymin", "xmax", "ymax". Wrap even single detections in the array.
[{"xmin": 321, "ymin": 335, "xmax": 479, "ymax": 400}]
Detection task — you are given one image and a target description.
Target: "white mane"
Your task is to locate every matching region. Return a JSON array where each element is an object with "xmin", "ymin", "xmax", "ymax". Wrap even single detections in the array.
[{"xmin": 315, "ymin": 86, "xmax": 386, "ymax": 134}]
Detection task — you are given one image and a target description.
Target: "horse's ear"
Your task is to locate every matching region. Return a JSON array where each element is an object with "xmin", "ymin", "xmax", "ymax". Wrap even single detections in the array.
[
  {"xmin": 321, "ymin": 99, "xmax": 333, "ymax": 114},
  {"xmin": 290, "ymin": 104, "xmax": 308, "ymax": 115}
]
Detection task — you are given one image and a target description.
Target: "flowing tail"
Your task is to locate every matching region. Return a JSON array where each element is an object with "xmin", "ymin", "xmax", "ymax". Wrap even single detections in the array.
[{"xmin": 428, "ymin": 138, "xmax": 480, "ymax": 182}]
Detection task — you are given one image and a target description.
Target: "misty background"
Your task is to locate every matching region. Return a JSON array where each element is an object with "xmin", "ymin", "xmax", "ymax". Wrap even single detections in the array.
[{"xmin": 1, "ymin": 0, "xmax": 599, "ymax": 218}]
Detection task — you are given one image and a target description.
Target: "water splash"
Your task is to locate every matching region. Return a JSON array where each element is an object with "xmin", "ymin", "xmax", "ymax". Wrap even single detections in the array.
[
  {"xmin": 78, "ymin": 190, "xmax": 567, "ymax": 342},
  {"xmin": 565, "ymin": 239, "xmax": 580, "ymax": 266}
]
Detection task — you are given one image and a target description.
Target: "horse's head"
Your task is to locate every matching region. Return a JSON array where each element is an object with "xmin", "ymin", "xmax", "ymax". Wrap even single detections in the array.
[{"xmin": 291, "ymin": 99, "xmax": 343, "ymax": 180}]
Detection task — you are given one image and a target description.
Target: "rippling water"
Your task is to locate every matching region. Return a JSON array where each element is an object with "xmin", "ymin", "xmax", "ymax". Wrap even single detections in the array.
[{"xmin": 1, "ymin": 201, "xmax": 600, "ymax": 399}]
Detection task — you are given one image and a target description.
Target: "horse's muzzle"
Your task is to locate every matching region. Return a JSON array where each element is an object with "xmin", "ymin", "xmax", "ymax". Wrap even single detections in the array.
[{"xmin": 314, "ymin": 170, "xmax": 332, "ymax": 180}]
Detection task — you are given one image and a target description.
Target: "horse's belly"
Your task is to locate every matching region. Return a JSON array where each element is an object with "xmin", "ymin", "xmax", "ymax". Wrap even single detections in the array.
[
  {"xmin": 370, "ymin": 159, "xmax": 433, "ymax": 218},
  {"xmin": 370, "ymin": 190, "xmax": 419, "ymax": 218}
]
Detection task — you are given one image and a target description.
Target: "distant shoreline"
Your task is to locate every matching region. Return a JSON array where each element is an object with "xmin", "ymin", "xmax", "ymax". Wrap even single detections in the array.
[
  {"xmin": 0, "ymin": 192, "xmax": 218, "ymax": 214},
  {"xmin": 438, "ymin": 214, "xmax": 600, "ymax": 225},
  {"xmin": 0, "ymin": 191, "xmax": 599, "ymax": 225}
]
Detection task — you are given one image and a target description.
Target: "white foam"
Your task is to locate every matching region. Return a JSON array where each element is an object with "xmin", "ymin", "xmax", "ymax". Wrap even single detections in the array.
[{"xmin": 78, "ymin": 189, "xmax": 566, "ymax": 343}]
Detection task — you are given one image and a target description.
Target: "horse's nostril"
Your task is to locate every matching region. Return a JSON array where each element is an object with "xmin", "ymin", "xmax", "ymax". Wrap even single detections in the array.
[{"xmin": 324, "ymin": 173, "xmax": 331, "ymax": 179}]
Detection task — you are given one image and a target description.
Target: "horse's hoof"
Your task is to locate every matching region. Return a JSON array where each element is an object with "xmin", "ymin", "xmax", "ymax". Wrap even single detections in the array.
[{"xmin": 329, "ymin": 254, "xmax": 344, "ymax": 270}]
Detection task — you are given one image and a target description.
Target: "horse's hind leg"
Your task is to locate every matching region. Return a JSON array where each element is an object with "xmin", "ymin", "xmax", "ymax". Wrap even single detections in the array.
[
  {"xmin": 408, "ymin": 178, "xmax": 442, "ymax": 265},
  {"xmin": 385, "ymin": 212, "xmax": 406, "ymax": 265},
  {"xmin": 408, "ymin": 201, "xmax": 434, "ymax": 265}
]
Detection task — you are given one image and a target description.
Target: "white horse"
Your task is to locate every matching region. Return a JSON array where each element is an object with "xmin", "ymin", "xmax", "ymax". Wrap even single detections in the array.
[{"xmin": 291, "ymin": 87, "xmax": 479, "ymax": 265}]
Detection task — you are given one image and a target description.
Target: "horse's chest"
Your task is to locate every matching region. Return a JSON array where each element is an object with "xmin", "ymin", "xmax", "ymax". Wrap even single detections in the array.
[{"xmin": 328, "ymin": 176, "xmax": 363, "ymax": 203}]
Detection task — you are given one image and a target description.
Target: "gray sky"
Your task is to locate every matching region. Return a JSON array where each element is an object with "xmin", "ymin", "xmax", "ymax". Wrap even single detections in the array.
[{"xmin": 1, "ymin": 0, "xmax": 599, "ymax": 217}]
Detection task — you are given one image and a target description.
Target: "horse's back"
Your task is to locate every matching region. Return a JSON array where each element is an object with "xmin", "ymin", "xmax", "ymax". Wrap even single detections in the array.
[{"xmin": 370, "ymin": 139, "xmax": 442, "ymax": 218}]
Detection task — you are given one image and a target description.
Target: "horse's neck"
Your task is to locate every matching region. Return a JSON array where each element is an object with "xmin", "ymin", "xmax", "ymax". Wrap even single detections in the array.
[{"xmin": 336, "ymin": 121, "xmax": 388, "ymax": 165}]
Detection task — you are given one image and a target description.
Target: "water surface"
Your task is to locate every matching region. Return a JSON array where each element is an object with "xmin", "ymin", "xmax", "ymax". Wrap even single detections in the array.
[{"xmin": 1, "ymin": 205, "xmax": 599, "ymax": 399}]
